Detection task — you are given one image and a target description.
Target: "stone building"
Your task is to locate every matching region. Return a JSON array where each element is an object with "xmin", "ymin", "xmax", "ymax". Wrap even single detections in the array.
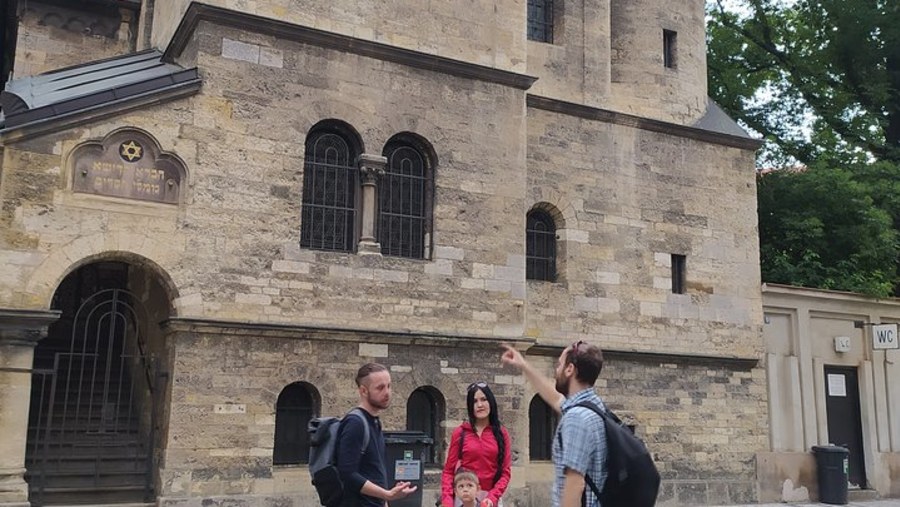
[
  {"xmin": 0, "ymin": 1, "xmax": 766, "ymax": 506},
  {"xmin": 760, "ymin": 284, "xmax": 900, "ymax": 502}
]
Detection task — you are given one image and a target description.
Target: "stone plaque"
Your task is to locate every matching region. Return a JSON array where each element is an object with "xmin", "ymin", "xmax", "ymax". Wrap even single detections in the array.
[{"xmin": 71, "ymin": 130, "xmax": 185, "ymax": 204}]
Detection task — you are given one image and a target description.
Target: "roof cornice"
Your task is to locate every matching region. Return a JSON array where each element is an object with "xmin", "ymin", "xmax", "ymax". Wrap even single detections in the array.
[
  {"xmin": 527, "ymin": 94, "xmax": 764, "ymax": 151},
  {"xmin": 164, "ymin": 2, "xmax": 538, "ymax": 91},
  {"xmin": 0, "ymin": 77, "xmax": 200, "ymax": 144}
]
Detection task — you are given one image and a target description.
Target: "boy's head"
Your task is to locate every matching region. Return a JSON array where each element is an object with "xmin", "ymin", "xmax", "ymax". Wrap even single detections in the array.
[{"xmin": 453, "ymin": 468, "xmax": 479, "ymax": 503}]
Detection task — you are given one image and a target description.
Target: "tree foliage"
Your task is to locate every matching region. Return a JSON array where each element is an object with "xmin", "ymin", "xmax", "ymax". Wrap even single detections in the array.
[
  {"xmin": 707, "ymin": 0, "xmax": 900, "ymax": 167},
  {"xmin": 708, "ymin": 0, "xmax": 900, "ymax": 296},
  {"xmin": 758, "ymin": 167, "xmax": 897, "ymax": 296}
]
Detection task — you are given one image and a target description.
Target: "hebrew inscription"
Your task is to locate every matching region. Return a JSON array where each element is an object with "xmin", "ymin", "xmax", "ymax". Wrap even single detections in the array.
[{"xmin": 71, "ymin": 131, "xmax": 185, "ymax": 204}]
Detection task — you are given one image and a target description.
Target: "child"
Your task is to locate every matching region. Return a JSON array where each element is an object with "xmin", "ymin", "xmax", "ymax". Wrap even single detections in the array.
[{"xmin": 454, "ymin": 468, "xmax": 490, "ymax": 507}]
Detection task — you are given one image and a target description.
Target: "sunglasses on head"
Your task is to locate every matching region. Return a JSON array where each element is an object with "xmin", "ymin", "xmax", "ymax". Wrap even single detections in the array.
[
  {"xmin": 568, "ymin": 340, "xmax": 587, "ymax": 362},
  {"xmin": 467, "ymin": 381, "xmax": 488, "ymax": 392}
]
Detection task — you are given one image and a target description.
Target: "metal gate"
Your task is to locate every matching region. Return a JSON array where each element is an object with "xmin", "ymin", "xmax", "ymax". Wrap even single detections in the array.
[{"xmin": 27, "ymin": 289, "xmax": 160, "ymax": 505}]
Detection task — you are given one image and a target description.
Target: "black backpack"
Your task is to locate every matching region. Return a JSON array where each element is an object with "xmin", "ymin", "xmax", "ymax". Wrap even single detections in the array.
[
  {"xmin": 560, "ymin": 401, "xmax": 660, "ymax": 507},
  {"xmin": 308, "ymin": 408, "xmax": 370, "ymax": 507}
]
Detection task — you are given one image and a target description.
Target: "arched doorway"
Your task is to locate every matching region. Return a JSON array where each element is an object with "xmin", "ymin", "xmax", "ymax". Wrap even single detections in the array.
[
  {"xmin": 26, "ymin": 260, "xmax": 173, "ymax": 505},
  {"xmin": 406, "ymin": 386, "xmax": 445, "ymax": 465},
  {"xmin": 273, "ymin": 382, "xmax": 320, "ymax": 465}
]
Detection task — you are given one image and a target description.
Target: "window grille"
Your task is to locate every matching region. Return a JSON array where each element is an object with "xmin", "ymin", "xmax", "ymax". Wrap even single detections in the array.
[
  {"xmin": 406, "ymin": 388, "xmax": 443, "ymax": 464},
  {"xmin": 527, "ymin": 0, "xmax": 554, "ymax": 42},
  {"xmin": 274, "ymin": 383, "xmax": 317, "ymax": 465},
  {"xmin": 526, "ymin": 209, "xmax": 557, "ymax": 281},
  {"xmin": 529, "ymin": 395, "xmax": 558, "ymax": 460},
  {"xmin": 380, "ymin": 141, "xmax": 430, "ymax": 259},
  {"xmin": 300, "ymin": 131, "xmax": 358, "ymax": 252}
]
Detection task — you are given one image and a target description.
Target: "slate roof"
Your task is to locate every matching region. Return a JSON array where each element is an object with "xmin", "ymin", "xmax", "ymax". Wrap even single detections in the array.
[
  {"xmin": 0, "ymin": 49, "xmax": 200, "ymax": 135},
  {"xmin": 693, "ymin": 98, "xmax": 754, "ymax": 140}
]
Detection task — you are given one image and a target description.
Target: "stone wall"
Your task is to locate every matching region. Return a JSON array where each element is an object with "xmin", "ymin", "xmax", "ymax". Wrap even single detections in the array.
[
  {"xmin": 609, "ymin": 0, "xmax": 708, "ymax": 124},
  {"xmin": 12, "ymin": 1, "xmax": 136, "ymax": 78},
  {"xmin": 2, "ymin": 21, "xmax": 531, "ymax": 342},
  {"xmin": 155, "ymin": 327, "xmax": 765, "ymax": 506},
  {"xmin": 525, "ymin": 0, "xmax": 611, "ymax": 107},
  {"xmin": 157, "ymin": 326, "xmax": 528, "ymax": 504},
  {"xmin": 151, "ymin": 0, "xmax": 527, "ymax": 74},
  {"xmin": 525, "ymin": 106, "xmax": 763, "ymax": 356}
]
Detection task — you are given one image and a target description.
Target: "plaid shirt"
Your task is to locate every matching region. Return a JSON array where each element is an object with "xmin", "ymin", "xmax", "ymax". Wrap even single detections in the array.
[{"xmin": 552, "ymin": 388, "xmax": 608, "ymax": 507}]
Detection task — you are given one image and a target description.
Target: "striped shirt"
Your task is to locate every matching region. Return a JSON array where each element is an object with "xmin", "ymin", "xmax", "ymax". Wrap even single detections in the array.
[{"xmin": 552, "ymin": 388, "xmax": 608, "ymax": 507}]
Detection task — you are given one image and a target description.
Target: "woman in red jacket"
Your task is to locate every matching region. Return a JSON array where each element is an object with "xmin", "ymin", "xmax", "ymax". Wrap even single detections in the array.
[{"xmin": 440, "ymin": 381, "xmax": 512, "ymax": 507}]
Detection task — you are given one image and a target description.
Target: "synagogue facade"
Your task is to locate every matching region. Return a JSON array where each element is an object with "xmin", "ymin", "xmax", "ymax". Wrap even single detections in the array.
[{"xmin": 0, "ymin": 1, "xmax": 767, "ymax": 506}]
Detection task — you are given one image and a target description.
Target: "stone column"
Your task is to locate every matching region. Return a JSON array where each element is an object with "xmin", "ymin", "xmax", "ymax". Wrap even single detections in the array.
[
  {"xmin": 0, "ymin": 309, "xmax": 60, "ymax": 507},
  {"xmin": 357, "ymin": 154, "xmax": 387, "ymax": 256}
]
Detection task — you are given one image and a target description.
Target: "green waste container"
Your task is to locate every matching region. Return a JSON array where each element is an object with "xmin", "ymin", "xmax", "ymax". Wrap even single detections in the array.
[
  {"xmin": 383, "ymin": 431, "xmax": 433, "ymax": 507},
  {"xmin": 812, "ymin": 445, "xmax": 849, "ymax": 505}
]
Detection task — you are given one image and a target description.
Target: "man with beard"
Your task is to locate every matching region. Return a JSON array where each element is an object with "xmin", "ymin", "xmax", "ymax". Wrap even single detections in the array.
[
  {"xmin": 500, "ymin": 343, "xmax": 608, "ymax": 507},
  {"xmin": 336, "ymin": 363, "xmax": 417, "ymax": 506}
]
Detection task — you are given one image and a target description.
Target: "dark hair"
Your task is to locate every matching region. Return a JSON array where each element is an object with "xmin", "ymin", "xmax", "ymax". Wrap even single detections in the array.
[
  {"xmin": 465, "ymin": 382, "xmax": 505, "ymax": 486},
  {"xmin": 355, "ymin": 363, "xmax": 388, "ymax": 387},
  {"xmin": 564, "ymin": 341, "xmax": 604, "ymax": 386}
]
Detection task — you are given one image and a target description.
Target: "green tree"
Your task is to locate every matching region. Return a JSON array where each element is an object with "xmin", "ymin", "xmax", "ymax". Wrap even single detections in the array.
[
  {"xmin": 708, "ymin": 0, "xmax": 900, "ymax": 295},
  {"xmin": 757, "ymin": 167, "xmax": 898, "ymax": 297},
  {"xmin": 707, "ymin": 0, "xmax": 900, "ymax": 167}
]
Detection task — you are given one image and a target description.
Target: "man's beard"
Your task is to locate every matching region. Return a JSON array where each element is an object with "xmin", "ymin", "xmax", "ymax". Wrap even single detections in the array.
[
  {"xmin": 368, "ymin": 392, "xmax": 390, "ymax": 410},
  {"xmin": 555, "ymin": 374, "xmax": 569, "ymax": 397}
]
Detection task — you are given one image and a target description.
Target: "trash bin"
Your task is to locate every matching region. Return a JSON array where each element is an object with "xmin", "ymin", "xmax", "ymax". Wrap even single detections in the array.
[
  {"xmin": 812, "ymin": 445, "xmax": 850, "ymax": 505},
  {"xmin": 383, "ymin": 431, "xmax": 433, "ymax": 507}
]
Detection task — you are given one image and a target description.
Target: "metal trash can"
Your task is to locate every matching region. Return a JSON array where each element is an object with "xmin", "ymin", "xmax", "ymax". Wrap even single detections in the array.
[
  {"xmin": 812, "ymin": 445, "xmax": 849, "ymax": 505},
  {"xmin": 383, "ymin": 431, "xmax": 433, "ymax": 507}
]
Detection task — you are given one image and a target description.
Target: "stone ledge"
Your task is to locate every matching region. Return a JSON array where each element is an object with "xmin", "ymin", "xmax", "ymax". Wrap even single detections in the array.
[
  {"xmin": 163, "ymin": 316, "xmax": 534, "ymax": 350},
  {"xmin": 526, "ymin": 342, "xmax": 760, "ymax": 369},
  {"xmin": 0, "ymin": 308, "xmax": 61, "ymax": 346}
]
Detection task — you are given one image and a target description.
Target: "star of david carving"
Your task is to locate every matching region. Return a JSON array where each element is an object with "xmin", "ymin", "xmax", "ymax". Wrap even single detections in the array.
[{"xmin": 120, "ymin": 140, "xmax": 143, "ymax": 162}]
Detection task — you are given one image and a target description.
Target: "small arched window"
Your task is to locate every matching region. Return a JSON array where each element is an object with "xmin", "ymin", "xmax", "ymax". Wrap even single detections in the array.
[
  {"xmin": 274, "ymin": 382, "xmax": 319, "ymax": 465},
  {"xmin": 526, "ymin": 209, "xmax": 557, "ymax": 281},
  {"xmin": 300, "ymin": 124, "xmax": 360, "ymax": 252},
  {"xmin": 380, "ymin": 137, "xmax": 433, "ymax": 259},
  {"xmin": 406, "ymin": 387, "xmax": 445, "ymax": 464},
  {"xmin": 529, "ymin": 395, "xmax": 558, "ymax": 461}
]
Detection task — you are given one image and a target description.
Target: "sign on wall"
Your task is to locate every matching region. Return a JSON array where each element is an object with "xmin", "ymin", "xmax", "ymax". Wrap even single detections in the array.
[
  {"xmin": 871, "ymin": 323, "xmax": 900, "ymax": 350},
  {"xmin": 70, "ymin": 129, "xmax": 186, "ymax": 204}
]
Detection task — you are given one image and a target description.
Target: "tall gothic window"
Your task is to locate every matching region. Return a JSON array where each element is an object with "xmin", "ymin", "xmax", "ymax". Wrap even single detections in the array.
[
  {"xmin": 300, "ymin": 126, "xmax": 359, "ymax": 252},
  {"xmin": 406, "ymin": 387, "xmax": 444, "ymax": 464},
  {"xmin": 379, "ymin": 138, "xmax": 432, "ymax": 259},
  {"xmin": 529, "ymin": 395, "xmax": 558, "ymax": 461},
  {"xmin": 526, "ymin": 209, "xmax": 557, "ymax": 281},
  {"xmin": 274, "ymin": 382, "xmax": 318, "ymax": 465},
  {"xmin": 527, "ymin": 0, "xmax": 554, "ymax": 43}
]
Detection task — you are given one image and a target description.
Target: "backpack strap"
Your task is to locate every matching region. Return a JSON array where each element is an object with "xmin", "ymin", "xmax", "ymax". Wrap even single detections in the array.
[
  {"xmin": 348, "ymin": 408, "xmax": 371, "ymax": 454},
  {"xmin": 557, "ymin": 401, "xmax": 607, "ymax": 506},
  {"xmin": 458, "ymin": 426, "xmax": 464, "ymax": 462}
]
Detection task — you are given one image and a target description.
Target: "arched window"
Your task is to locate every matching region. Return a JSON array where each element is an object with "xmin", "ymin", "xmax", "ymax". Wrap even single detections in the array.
[
  {"xmin": 406, "ymin": 387, "xmax": 445, "ymax": 464},
  {"xmin": 529, "ymin": 395, "xmax": 558, "ymax": 461},
  {"xmin": 526, "ymin": 209, "xmax": 557, "ymax": 281},
  {"xmin": 274, "ymin": 382, "xmax": 319, "ymax": 465},
  {"xmin": 527, "ymin": 0, "xmax": 554, "ymax": 43},
  {"xmin": 380, "ymin": 137, "xmax": 433, "ymax": 259},
  {"xmin": 300, "ymin": 124, "xmax": 360, "ymax": 252}
]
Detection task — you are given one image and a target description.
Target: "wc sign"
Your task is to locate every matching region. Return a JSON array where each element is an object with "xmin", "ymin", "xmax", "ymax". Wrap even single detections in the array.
[{"xmin": 871, "ymin": 324, "xmax": 900, "ymax": 350}]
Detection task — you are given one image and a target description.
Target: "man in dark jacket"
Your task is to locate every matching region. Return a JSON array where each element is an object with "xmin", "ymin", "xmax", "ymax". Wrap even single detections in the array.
[{"xmin": 336, "ymin": 363, "xmax": 417, "ymax": 506}]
